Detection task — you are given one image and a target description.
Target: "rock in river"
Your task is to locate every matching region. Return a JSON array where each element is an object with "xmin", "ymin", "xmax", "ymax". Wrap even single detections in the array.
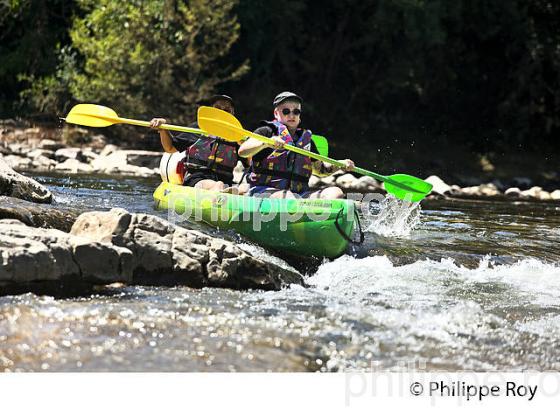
[
  {"xmin": 71, "ymin": 208, "xmax": 303, "ymax": 290},
  {"xmin": 0, "ymin": 157, "xmax": 52, "ymax": 203},
  {"xmin": 0, "ymin": 209, "xmax": 303, "ymax": 296},
  {"xmin": 0, "ymin": 219, "xmax": 133, "ymax": 295}
]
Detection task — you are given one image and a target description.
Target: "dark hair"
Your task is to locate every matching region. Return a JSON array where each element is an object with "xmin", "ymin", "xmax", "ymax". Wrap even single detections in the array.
[{"xmin": 208, "ymin": 94, "xmax": 234, "ymax": 105}]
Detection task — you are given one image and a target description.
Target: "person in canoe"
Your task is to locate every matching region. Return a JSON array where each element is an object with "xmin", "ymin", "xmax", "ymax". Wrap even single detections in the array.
[
  {"xmin": 238, "ymin": 91, "xmax": 354, "ymax": 199},
  {"xmin": 150, "ymin": 95, "xmax": 245, "ymax": 191}
]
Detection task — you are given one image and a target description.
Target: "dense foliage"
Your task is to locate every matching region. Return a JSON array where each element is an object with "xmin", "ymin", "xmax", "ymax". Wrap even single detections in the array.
[
  {"xmin": 1, "ymin": 0, "xmax": 558, "ymax": 168},
  {"xmin": 3, "ymin": 0, "xmax": 247, "ymax": 123},
  {"xmin": 0, "ymin": 0, "xmax": 77, "ymax": 116}
]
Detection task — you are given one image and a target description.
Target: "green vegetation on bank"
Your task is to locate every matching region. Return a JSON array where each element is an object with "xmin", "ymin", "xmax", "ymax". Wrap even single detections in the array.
[{"xmin": 1, "ymin": 0, "xmax": 559, "ymax": 174}]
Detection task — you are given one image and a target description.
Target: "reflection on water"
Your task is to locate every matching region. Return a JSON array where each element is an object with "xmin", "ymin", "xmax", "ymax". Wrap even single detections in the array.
[{"xmin": 1, "ymin": 173, "xmax": 559, "ymax": 371}]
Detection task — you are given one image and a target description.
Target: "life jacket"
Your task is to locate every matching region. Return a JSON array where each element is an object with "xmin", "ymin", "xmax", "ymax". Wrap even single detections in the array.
[
  {"xmin": 248, "ymin": 120, "xmax": 313, "ymax": 193},
  {"xmin": 184, "ymin": 136, "xmax": 239, "ymax": 180}
]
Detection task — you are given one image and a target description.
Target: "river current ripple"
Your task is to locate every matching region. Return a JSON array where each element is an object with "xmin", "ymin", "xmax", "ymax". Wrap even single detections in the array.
[{"xmin": 1, "ymin": 173, "xmax": 559, "ymax": 371}]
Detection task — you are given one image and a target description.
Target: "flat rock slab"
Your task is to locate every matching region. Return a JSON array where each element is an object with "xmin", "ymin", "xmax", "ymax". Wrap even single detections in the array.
[{"xmin": 1, "ymin": 209, "xmax": 303, "ymax": 296}]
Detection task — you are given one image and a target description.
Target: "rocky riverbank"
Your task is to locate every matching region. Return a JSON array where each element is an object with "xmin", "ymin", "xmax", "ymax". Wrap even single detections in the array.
[
  {"xmin": 0, "ymin": 196, "xmax": 80, "ymax": 231},
  {"xmin": 2, "ymin": 123, "xmax": 559, "ymax": 203},
  {"xmin": 0, "ymin": 207, "xmax": 303, "ymax": 296},
  {"xmin": 311, "ymin": 173, "xmax": 560, "ymax": 202},
  {"xmin": 1, "ymin": 123, "xmax": 161, "ymax": 177},
  {"xmin": 0, "ymin": 157, "xmax": 302, "ymax": 296}
]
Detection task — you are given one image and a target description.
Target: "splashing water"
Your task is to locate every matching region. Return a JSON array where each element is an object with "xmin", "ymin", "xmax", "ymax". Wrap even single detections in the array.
[
  {"xmin": 363, "ymin": 195, "xmax": 421, "ymax": 237},
  {"xmin": 306, "ymin": 255, "xmax": 560, "ymax": 307}
]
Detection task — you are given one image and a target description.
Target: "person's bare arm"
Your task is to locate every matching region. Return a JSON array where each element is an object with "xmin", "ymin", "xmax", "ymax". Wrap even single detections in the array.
[
  {"xmin": 238, "ymin": 136, "xmax": 284, "ymax": 158},
  {"xmin": 150, "ymin": 118, "xmax": 177, "ymax": 153}
]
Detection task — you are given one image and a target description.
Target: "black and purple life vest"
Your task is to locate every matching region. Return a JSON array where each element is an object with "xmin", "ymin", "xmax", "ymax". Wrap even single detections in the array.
[
  {"xmin": 248, "ymin": 120, "xmax": 313, "ymax": 193},
  {"xmin": 185, "ymin": 136, "xmax": 239, "ymax": 179}
]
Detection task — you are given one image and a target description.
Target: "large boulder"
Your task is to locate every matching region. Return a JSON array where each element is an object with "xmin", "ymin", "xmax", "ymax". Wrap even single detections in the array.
[
  {"xmin": 55, "ymin": 158, "xmax": 94, "ymax": 173},
  {"xmin": 38, "ymin": 139, "xmax": 66, "ymax": 151},
  {"xmin": 308, "ymin": 175, "xmax": 321, "ymax": 188},
  {"xmin": 54, "ymin": 147, "xmax": 87, "ymax": 162},
  {"xmin": 0, "ymin": 219, "xmax": 133, "ymax": 295},
  {"xmin": 24, "ymin": 149, "xmax": 58, "ymax": 171},
  {"xmin": 335, "ymin": 173, "xmax": 358, "ymax": 189},
  {"xmin": 81, "ymin": 147, "xmax": 99, "ymax": 163},
  {"xmin": 479, "ymin": 183, "xmax": 501, "ymax": 196},
  {"xmin": 0, "ymin": 157, "xmax": 52, "ymax": 203},
  {"xmin": 26, "ymin": 148, "xmax": 55, "ymax": 160},
  {"xmin": 3, "ymin": 142, "xmax": 27, "ymax": 155},
  {"xmin": 98, "ymin": 144, "xmax": 119, "ymax": 157},
  {"xmin": 505, "ymin": 187, "xmax": 522, "ymax": 198},
  {"xmin": 318, "ymin": 170, "xmax": 345, "ymax": 187},
  {"xmin": 90, "ymin": 150, "xmax": 159, "ymax": 177},
  {"xmin": 1, "ymin": 154, "xmax": 32, "ymax": 170},
  {"xmin": 351, "ymin": 175, "xmax": 381, "ymax": 192},
  {"xmin": 33, "ymin": 155, "xmax": 59, "ymax": 171},
  {"xmin": 521, "ymin": 186, "xmax": 551, "ymax": 201},
  {"xmin": 1, "ymin": 208, "xmax": 303, "ymax": 296},
  {"xmin": 124, "ymin": 150, "xmax": 163, "ymax": 168},
  {"xmin": 70, "ymin": 208, "xmax": 303, "ymax": 290},
  {"xmin": 456, "ymin": 183, "xmax": 501, "ymax": 198}
]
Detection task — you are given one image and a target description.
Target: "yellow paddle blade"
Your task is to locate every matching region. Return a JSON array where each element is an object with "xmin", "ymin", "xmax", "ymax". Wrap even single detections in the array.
[
  {"xmin": 197, "ymin": 106, "xmax": 247, "ymax": 142},
  {"xmin": 65, "ymin": 104, "xmax": 122, "ymax": 127}
]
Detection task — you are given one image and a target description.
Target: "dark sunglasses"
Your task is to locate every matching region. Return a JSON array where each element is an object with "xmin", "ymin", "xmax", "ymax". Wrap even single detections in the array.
[{"xmin": 281, "ymin": 108, "xmax": 301, "ymax": 116}]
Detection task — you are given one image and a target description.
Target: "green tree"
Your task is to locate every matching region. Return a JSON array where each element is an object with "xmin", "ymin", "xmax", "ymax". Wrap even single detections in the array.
[
  {"xmin": 64, "ymin": 0, "xmax": 248, "ymax": 123},
  {"xmin": 0, "ymin": 0, "xmax": 76, "ymax": 117}
]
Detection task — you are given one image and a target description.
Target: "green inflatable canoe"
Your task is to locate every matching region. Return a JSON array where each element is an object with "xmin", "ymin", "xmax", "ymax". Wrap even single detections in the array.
[{"xmin": 153, "ymin": 182, "xmax": 360, "ymax": 258}]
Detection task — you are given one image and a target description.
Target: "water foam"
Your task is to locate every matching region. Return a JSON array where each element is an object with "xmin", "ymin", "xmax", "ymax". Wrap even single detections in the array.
[
  {"xmin": 298, "ymin": 255, "xmax": 560, "ymax": 368},
  {"xmin": 307, "ymin": 255, "xmax": 560, "ymax": 307},
  {"xmin": 363, "ymin": 195, "xmax": 421, "ymax": 237}
]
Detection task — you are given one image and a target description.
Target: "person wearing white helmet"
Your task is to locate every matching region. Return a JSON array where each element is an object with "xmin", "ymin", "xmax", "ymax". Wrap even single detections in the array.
[{"xmin": 238, "ymin": 91, "xmax": 354, "ymax": 199}]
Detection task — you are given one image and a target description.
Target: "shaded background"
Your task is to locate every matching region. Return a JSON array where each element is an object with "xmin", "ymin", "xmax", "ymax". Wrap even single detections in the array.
[{"xmin": 1, "ymin": 0, "xmax": 559, "ymax": 185}]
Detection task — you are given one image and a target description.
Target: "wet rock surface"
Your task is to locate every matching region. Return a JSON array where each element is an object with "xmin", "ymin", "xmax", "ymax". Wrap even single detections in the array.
[{"xmin": 0, "ymin": 219, "xmax": 132, "ymax": 296}]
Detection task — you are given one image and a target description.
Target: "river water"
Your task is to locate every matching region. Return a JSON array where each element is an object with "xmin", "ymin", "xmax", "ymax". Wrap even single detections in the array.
[{"xmin": 1, "ymin": 173, "xmax": 559, "ymax": 371}]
